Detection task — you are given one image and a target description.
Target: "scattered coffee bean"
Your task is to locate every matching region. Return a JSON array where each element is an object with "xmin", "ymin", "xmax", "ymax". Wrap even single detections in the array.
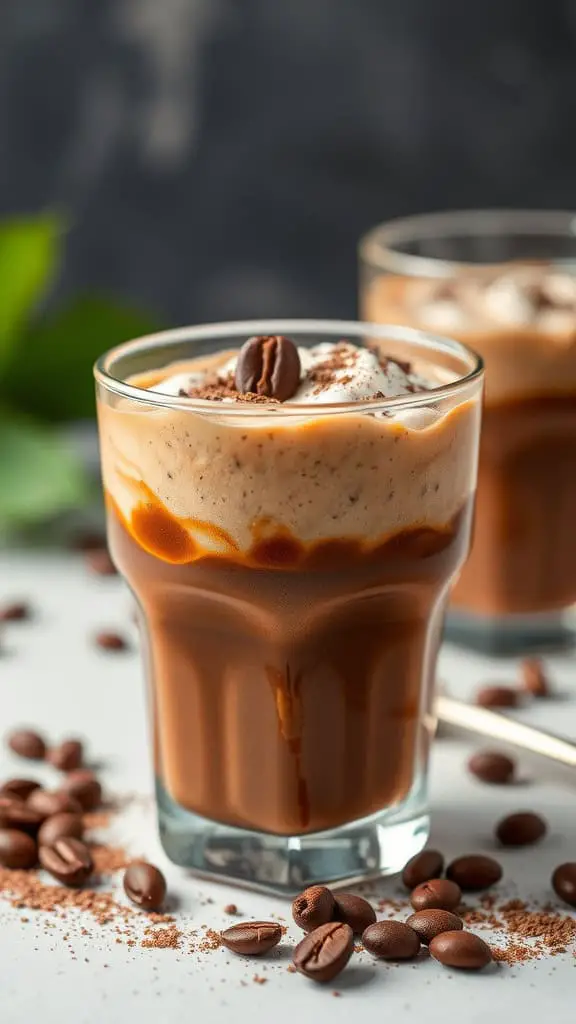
[
  {"xmin": 235, "ymin": 335, "xmax": 301, "ymax": 402},
  {"xmin": 333, "ymin": 893, "xmax": 376, "ymax": 934},
  {"xmin": 224, "ymin": 904, "xmax": 238, "ymax": 915},
  {"xmin": 7, "ymin": 729, "xmax": 46, "ymax": 761},
  {"xmin": 220, "ymin": 921, "xmax": 282, "ymax": 956},
  {"xmin": 0, "ymin": 796, "xmax": 44, "ymax": 835},
  {"xmin": 94, "ymin": 631, "xmax": 128, "ymax": 652},
  {"xmin": 446, "ymin": 855, "xmax": 503, "ymax": 891},
  {"xmin": 38, "ymin": 812, "xmax": 84, "ymax": 847},
  {"xmin": 467, "ymin": 750, "xmax": 515, "ymax": 785},
  {"xmin": 362, "ymin": 920, "xmax": 420, "ymax": 960},
  {"xmin": 429, "ymin": 929, "xmax": 492, "ymax": 970},
  {"xmin": 402, "ymin": 848, "xmax": 444, "ymax": 890},
  {"xmin": 475, "ymin": 685, "xmax": 520, "ymax": 709},
  {"xmin": 60, "ymin": 770, "xmax": 102, "ymax": 811},
  {"xmin": 0, "ymin": 779, "xmax": 41, "ymax": 801},
  {"xmin": 496, "ymin": 811, "xmax": 547, "ymax": 847},
  {"xmin": 85, "ymin": 549, "xmax": 117, "ymax": 577},
  {"xmin": 552, "ymin": 863, "xmax": 576, "ymax": 908},
  {"xmin": 48, "ymin": 740, "xmax": 84, "ymax": 773},
  {"xmin": 405, "ymin": 909, "xmax": 463, "ymax": 945},
  {"xmin": 0, "ymin": 601, "xmax": 31, "ymax": 622},
  {"xmin": 410, "ymin": 878, "xmax": 462, "ymax": 912},
  {"xmin": 292, "ymin": 885, "xmax": 336, "ymax": 932},
  {"xmin": 520, "ymin": 658, "xmax": 549, "ymax": 697},
  {"xmin": 39, "ymin": 837, "xmax": 94, "ymax": 887},
  {"xmin": 0, "ymin": 828, "xmax": 37, "ymax": 869},
  {"xmin": 293, "ymin": 922, "xmax": 353, "ymax": 983},
  {"xmin": 124, "ymin": 862, "xmax": 167, "ymax": 911},
  {"xmin": 27, "ymin": 789, "xmax": 83, "ymax": 819}
]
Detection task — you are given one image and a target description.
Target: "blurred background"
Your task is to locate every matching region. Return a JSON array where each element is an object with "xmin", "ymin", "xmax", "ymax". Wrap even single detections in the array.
[{"xmin": 2, "ymin": 0, "xmax": 576, "ymax": 533}]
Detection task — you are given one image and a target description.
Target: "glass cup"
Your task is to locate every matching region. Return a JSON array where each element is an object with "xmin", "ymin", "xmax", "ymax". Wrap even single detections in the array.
[
  {"xmin": 95, "ymin": 319, "xmax": 482, "ymax": 894},
  {"xmin": 360, "ymin": 211, "xmax": 576, "ymax": 653}
]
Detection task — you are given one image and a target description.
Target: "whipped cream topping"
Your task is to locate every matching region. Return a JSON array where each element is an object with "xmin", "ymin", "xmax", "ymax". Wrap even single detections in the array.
[{"xmin": 150, "ymin": 341, "xmax": 432, "ymax": 404}]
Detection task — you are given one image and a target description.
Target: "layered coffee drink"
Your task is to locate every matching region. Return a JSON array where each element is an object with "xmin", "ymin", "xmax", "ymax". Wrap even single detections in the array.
[
  {"xmin": 95, "ymin": 321, "xmax": 482, "ymax": 888},
  {"xmin": 363, "ymin": 263, "xmax": 576, "ymax": 625}
]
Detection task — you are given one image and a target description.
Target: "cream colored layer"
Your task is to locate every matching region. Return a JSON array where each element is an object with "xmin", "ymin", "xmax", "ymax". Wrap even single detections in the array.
[
  {"xmin": 363, "ymin": 276, "xmax": 576, "ymax": 406},
  {"xmin": 97, "ymin": 359, "xmax": 480, "ymax": 555}
]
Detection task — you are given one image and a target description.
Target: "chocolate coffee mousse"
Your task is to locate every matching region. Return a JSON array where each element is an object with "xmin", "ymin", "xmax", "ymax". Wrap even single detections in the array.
[
  {"xmin": 97, "ymin": 334, "xmax": 480, "ymax": 837},
  {"xmin": 364, "ymin": 265, "xmax": 576, "ymax": 620}
]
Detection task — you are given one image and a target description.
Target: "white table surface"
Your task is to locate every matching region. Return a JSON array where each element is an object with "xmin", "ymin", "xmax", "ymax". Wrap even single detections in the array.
[{"xmin": 2, "ymin": 550, "xmax": 575, "ymax": 1023}]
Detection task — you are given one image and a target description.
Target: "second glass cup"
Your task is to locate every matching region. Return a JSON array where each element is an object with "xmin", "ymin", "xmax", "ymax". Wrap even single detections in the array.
[{"xmin": 95, "ymin": 320, "xmax": 482, "ymax": 893}]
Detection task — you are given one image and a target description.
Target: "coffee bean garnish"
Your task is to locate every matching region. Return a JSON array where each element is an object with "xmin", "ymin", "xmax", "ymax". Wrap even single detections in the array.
[
  {"xmin": 446, "ymin": 854, "xmax": 503, "ymax": 891},
  {"xmin": 406, "ymin": 909, "xmax": 463, "ymax": 945},
  {"xmin": 468, "ymin": 750, "xmax": 515, "ymax": 785},
  {"xmin": 292, "ymin": 921, "xmax": 353, "ymax": 983},
  {"xmin": 38, "ymin": 812, "xmax": 84, "ymax": 847},
  {"xmin": 85, "ymin": 549, "xmax": 117, "ymax": 577},
  {"xmin": 429, "ymin": 930, "xmax": 492, "ymax": 970},
  {"xmin": 124, "ymin": 862, "xmax": 167, "ymax": 912},
  {"xmin": 0, "ymin": 796, "xmax": 44, "ymax": 835},
  {"xmin": 0, "ymin": 829, "xmax": 38, "ymax": 869},
  {"xmin": 520, "ymin": 658, "xmax": 549, "ymax": 697},
  {"xmin": 552, "ymin": 863, "xmax": 576, "ymax": 908},
  {"xmin": 7, "ymin": 729, "xmax": 46, "ymax": 761},
  {"xmin": 94, "ymin": 631, "xmax": 129, "ymax": 652},
  {"xmin": 496, "ymin": 811, "xmax": 547, "ymax": 847},
  {"xmin": 27, "ymin": 789, "xmax": 83, "ymax": 820},
  {"xmin": 0, "ymin": 778, "xmax": 41, "ymax": 801},
  {"xmin": 292, "ymin": 885, "xmax": 336, "ymax": 932},
  {"xmin": 39, "ymin": 837, "xmax": 94, "ymax": 887},
  {"xmin": 333, "ymin": 892, "xmax": 376, "ymax": 934},
  {"xmin": 362, "ymin": 920, "xmax": 420, "ymax": 960},
  {"xmin": 402, "ymin": 848, "xmax": 444, "ymax": 890},
  {"xmin": 60, "ymin": 770, "xmax": 102, "ymax": 811},
  {"xmin": 0, "ymin": 601, "xmax": 31, "ymax": 622},
  {"xmin": 220, "ymin": 921, "xmax": 282, "ymax": 956},
  {"xmin": 410, "ymin": 878, "xmax": 461, "ymax": 912},
  {"xmin": 235, "ymin": 335, "xmax": 301, "ymax": 402},
  {"xmin": 475, "ymin": 685, "xmax": 520, "ymax": 709},
  {"xmin": 48, "ymin": 740, "xmax": 84, "ymax": 773}
]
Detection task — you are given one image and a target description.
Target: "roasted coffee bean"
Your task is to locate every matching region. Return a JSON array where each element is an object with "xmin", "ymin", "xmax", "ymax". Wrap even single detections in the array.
[
  {"xmin": 124, "ymin": 862, "xmax": 167, "ymax": 912},
  {"xmin": 430, "ymin": 929, "xmax": 492, "ymax": 970},
  {"xmin": 496, "ymin": 811, "xmax": 547, "ymax": 847},
  {"xmin": 292, "ymin": 885, "xmax": 336, "ymax": 932},
  {"xmin": 27, "ymin": 789, "xmax": 83, "ymax": 819},
  {"xmin": 333, "ymin": 893, "xmax": 376, "ymax": 934},
  {"xmin": 405, "ymin": 909, "xmax": 463, "ymax": 945},
  {"xmin": 0, "ymin": 828, "xmax": 37, "ymax": 869},
  {"xmin": 0, "ymin": 796, "xmax": 43, "ymax": 835},
  {"xmin": 38, "ymin": 813, "xmax": 84, "ymax": 847},
  {"xmin": 446, "ymin": 855, "xmax": 502, "ymax": 891},
  {"xmin": 85, "ymin": 548, "xmax": 117, "ymax": 577},
  {"xmin": 7, "ymin": 729, "xmax": 46, "ymax": 761},
  {"xmin": 520, "ymin": 658, "xmax": 549, "ymax": 697},
  {"xmin": 39, "ymin": 837, "xmax": 93, "ymax": 887},
  {"xmin": 402, "ymin": 848, "xmax": 444, "ymax": 890},
  {"xmin": 0, "ymin": 778, "xmax": 41, "ymax": 801},
  {"xmin": 475, "ymin": 685, "xmax": 520, "ymax": 709},
  {"xmin": 60, "ymin": 769, "xmax": 102, "ymax": 811},
  {"xmin": 362, "ymin": 920, "xmax": 420, "ymax": 960},
  {"xmin": 48, "ymin": 740, "xmax": 84, "ymax": 773},
  {"xmin": 94, "ymin": 631, "xmax": 128, "ymax": 652},
  {"xmin": 0, "ymin": 601, "xmax": 31, "ymax": 622},
  {"xmin": 293, "ymin": 922, "xmax": 353, "ymax": 983},
  {"xmin": 234, "ymin": 335, "xmax": 301, "ymax": 402},
  {"xmin": 552, "ymin": 863, "xmax": 576, "ymax": 908},
  {"xmin": 410, "ymin": 878, "xmax": 462, "ymax": 912},
  {"xmin": 220, "ymin": 921, "xmax": 282, "ymax": 956},
  {"xmin": 468, "ymin": 750, "xmax": 515, "ymax": 785}
]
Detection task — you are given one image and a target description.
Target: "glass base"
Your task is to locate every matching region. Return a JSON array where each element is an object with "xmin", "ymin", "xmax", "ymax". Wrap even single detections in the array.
[
  {"xmin": 156, "ymin": 781, "xmax": 429, "ymax": 897},
  {"xmin": 445, "ymin": 606, "xmax": 576, "ymax": 656}
]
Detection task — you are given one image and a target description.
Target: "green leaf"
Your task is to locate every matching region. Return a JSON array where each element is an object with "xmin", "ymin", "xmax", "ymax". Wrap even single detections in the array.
[
  {"xmin": 0, "ymin": 416, "xmax": 89, "ymax": 527},
  {"xmin": 1, "ymin": 296, "xmax": 158, "ymax": 422},
  {"xmin": 0, "ymin": 213, "xmax": 62, "ymax": 369}
]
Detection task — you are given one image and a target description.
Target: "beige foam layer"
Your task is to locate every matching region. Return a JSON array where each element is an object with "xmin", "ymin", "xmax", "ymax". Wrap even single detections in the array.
[{"xmin": 363, "ymin": 276, "xmax": 576, "ymax": 406}]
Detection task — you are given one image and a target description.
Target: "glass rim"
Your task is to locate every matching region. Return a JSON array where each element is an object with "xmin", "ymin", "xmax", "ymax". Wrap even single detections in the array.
[
  {"xmin": 94, "ymin": 318, "xmax": 483, "ymax": 417},
  {"xmin": 359, "ymin": 208, "xmax": 576, "ymax": 277}
]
